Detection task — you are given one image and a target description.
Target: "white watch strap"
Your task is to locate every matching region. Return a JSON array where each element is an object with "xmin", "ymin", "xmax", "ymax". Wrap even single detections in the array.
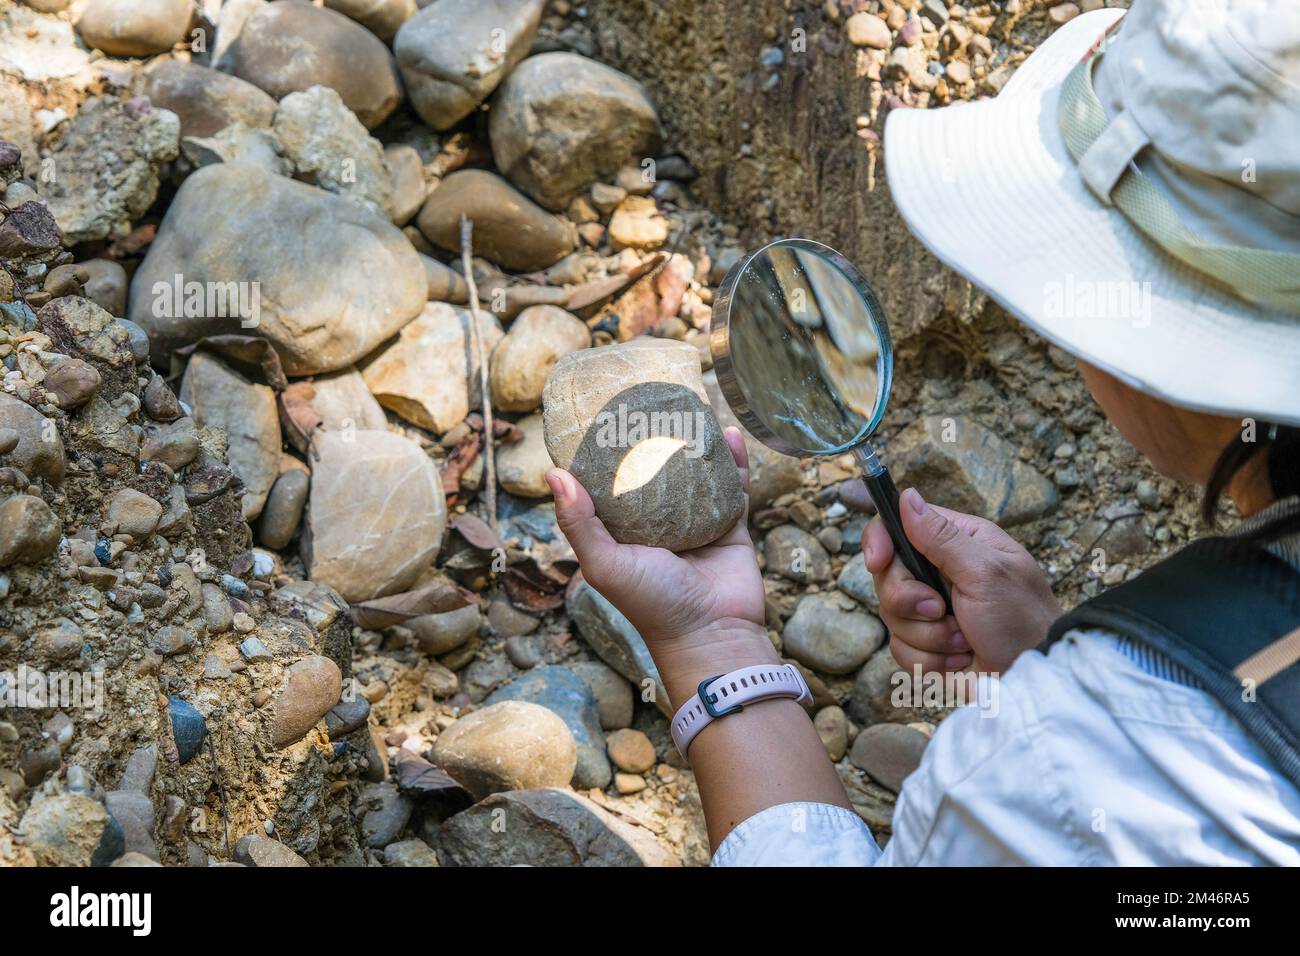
[{"xmin": 670, "ymin": 662, "xmax": 812, "ymax": 759}]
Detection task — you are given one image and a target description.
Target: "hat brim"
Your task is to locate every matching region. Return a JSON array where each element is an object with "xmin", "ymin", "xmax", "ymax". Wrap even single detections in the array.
[{"xmin": 885, "ymin": 9, "xmax": 1300, "ymax": 427}]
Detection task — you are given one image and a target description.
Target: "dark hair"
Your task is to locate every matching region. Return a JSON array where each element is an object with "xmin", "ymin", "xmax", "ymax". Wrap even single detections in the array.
[{"xmin": 1202, "ymin": 421, "xmax": 1300, "ymax": 541}]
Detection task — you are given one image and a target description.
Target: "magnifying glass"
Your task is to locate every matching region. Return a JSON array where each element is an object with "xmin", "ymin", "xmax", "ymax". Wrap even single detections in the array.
[{"xmin": 710, "ymin": 237, "xmax": 952, "ymax": 612}]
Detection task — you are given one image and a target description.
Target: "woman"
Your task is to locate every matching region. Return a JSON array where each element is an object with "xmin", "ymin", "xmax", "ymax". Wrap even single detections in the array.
[{"xmin": 546, "ymin": 0, "xmax": 1300, "ymax": 864}]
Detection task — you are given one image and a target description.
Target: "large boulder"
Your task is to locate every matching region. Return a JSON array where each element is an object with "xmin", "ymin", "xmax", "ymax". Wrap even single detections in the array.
[
  {"xmin": 437, "ymin": 788, "xmax": 678, "ymax": 866},
  {"xmin": 143, "ymin": 60, "xmax": 278, "ymax": 140},
  {"xmin": 361, "ymin": 302, "xmax": 501, "ymax": 434},
  {"xmin": 179, "ymin": 352, "xmax": 281, "ymax": 520},
  {"xmin": 543, "ymin": 339, "xmax": 743, "ymax": 551},
  {"xmin": 76, "ymin": 0, "xmax": 193, "ymax": 58},
  {"xmin": 129, "ymin": 164, "xmax": 425, "ymax": 376},
  {"xmin": 416, "ymin": 169, "xmax": 576, "ymax": 273},
  {"xmin": 226, "ymin": 0, "xmax": 404, "ymax": 129},
  {"xmin": 303, "ymin": 429, "xmax": 447, "ymax": 601},
  {"xmin": 394, "ymin": 0, "xmax": 546, "ymax": 130},
  {"xmin": 490, "ymin": 52, "xmax": 663, "ymax": 211}
]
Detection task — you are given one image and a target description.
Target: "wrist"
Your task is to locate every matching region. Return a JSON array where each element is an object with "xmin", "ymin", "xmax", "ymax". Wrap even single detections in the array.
[{"xmin": 650, "ymin": 620, "xmax": 781, "ymax": 711}]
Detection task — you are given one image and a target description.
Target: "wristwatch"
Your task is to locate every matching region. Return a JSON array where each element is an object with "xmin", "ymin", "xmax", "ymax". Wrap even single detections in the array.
[{"xmin": 670, "ymin": 662, "xmax": 812, "ymax": 758}]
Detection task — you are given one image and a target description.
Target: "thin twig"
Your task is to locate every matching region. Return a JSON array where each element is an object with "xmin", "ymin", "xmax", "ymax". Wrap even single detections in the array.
[
  {"xmin": 207, "ymin": 735, "xmax": 230, "ymax": 858},
  {"xmin": 459, "ymin": 215, "xmax": 497, "ymax": 532}
]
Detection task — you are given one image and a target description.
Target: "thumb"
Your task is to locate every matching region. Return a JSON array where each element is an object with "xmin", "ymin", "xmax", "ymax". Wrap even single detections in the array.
[
  {"xmin": 547, "ymin": 468, "xmax": 622, "ymax": 575},
  {"xmin": 898, "ymin": 487, "xmax": 978, "ymax": 581}
]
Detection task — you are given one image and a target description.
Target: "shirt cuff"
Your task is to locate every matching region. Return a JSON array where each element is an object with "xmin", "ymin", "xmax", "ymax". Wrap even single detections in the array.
[{"xmin": 711, "ymin": 802, "xmax": 882, "ymax": 867}]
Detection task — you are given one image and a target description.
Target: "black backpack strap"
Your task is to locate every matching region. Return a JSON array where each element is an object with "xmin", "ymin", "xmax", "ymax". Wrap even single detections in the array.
[{"xmin": 1045, "ymin": 536, "xmax": 1300, "ymax": 789}]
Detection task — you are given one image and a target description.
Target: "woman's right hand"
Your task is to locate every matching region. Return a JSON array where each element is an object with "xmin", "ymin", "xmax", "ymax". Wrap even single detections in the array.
[{"xmin": 863, "ymin": 487, "xmax": 1063, "ymax": 675}]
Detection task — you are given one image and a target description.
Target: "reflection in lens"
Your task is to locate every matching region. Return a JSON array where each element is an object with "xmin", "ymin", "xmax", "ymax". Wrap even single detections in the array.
[{"xmin": 727, "ymin": 243, "xmax": 885, "ymax": 454}]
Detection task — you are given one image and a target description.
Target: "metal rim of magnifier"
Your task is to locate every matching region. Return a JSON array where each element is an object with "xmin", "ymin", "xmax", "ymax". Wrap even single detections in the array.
[{"xmin": 709, "ymin": 237, "xmax": 895, "ymax": 458}]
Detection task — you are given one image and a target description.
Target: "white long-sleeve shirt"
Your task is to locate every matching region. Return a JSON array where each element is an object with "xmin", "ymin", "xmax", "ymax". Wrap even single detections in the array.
[{"xmin": 713, "ymin": 629, "xmax": 1300, "ymax": 866}]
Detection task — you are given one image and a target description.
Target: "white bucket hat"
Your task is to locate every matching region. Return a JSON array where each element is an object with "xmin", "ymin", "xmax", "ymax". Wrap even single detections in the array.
[{"xmin": 885, "ymin": 0, "xmax": 1300, "ymax": 427}]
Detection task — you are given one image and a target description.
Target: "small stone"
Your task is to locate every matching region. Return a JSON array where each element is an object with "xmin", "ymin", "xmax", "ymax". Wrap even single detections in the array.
[
  {"xmin": 782, "ymin": 593, "xmax": 885, "ymax": 675},
  {"xmin": 485, "ymin": 666, "xmax": 609, "ymax": 790},
  {"xmin": 614, "ymin": 772, "xmax": 647, "ymax": 795},
  {"xmin": 566, "ymin": 578, "xmax": 668, "ymax": 714},
  {"xmin": 418, "ymin": 254, "xmax": 468, "ymax": 304},
  {"xmin": 437, "ymin": 788, "xmax": 676, "ymax": 866},
  {"xmin": 837, "ymin": 558, "xmax": 880, "ymax": 610},
  {"xmin": 384, "ymin": 143, "xmax": 426, "ymax": 226},
  {"xmin": 409, "ymin": 605, "xmax": 481, "ymax": 656},
  {"xmin": 608, "ymin": 196, "xmax": 668, "ymax": 251},
  {"xmin": 394, "ymin": 0, "xmax": 545, "ymax": 129},
  {"xmin": 0, "ymin": 494, "xmax": 60, "ymax": 567},
  {"xmin": 432, "ymin": 700, "xmax": 577, "ymax": 800},
  {"xmin": 846, "ymin": 12, "xmax": 891, "ymax": 49},
  {"xmin": 571, "ymin": 660, "xmax": 634, "ymax": 730},
  {"xmin": 814, "ymin": 705, "xmax": 850, "ymax": 761},
  {"xmin": 228, "ymin": 1, "xmax": 402, "ymax": 129},
  {"xmin": 201, "ymin": 582, "xmax": 233, "ymax": 634},
  {"xmin": 234, "ymin": 834, "xmax": 309, "ymax": 867},
  {"xmin": 76, "ymin": 0, "xmax": 193, "ymax": 57},
  {"xmin": 303, "ymin": 429, "xmax": 447, "ymax": 602},
  {"xmin": 848, "ymin": 722, "xmax": 929, "ymax": 792},
  {"xmin": 503, "ymin": 635, "xmax": 540, "ymax": 669},
  {"xmin": 384, "ymin": 838, "xmax": 440, "ymax": 866},
  {"xmin": 152, "ymin": 625, "xmax": 193, "ymax": 657},
  {"xmin": 43, "ymin": 359, "xmax": 100, "ymax": 409},
  {"xmin": 239, "ymin": 636, "xmax": 271, "ymax": 663},
  {"xmin": 257, "ymin": 470, "xmax": 309, "ymax": 550},
  {"xmin": 1049, "ymin": 2, "xmax": 1080, "ymax": 25},
  {"xmin": 496, "ymin": 413, "xmax": 554, "ymax": 499},
  {"xmin": 105, "ymin": 488, "xmax": 163, "ymax": 539},
  {"xmin": 606, "ymin": 728, "xmax": 655, "ymax": 774},
  {"xmin": 18, "ymin": 790, "xmax": 110, "ymax": 867},
  {"xmin": 0, "ymin": 393, "xmax": 65, "ymax": 484},
  {"xmin": 142, "ymin": 59, "xmax": 278, "ymax": 139},
  {"xmin": 416, "ymin": 169, "xmax": 577, "ymax": 272},
  {"xmin": 765, "ymin": 524, "xmax": 832, "ymax": 583},
  {"xmin": 890, "ymin": 415, "xmax": 1058, "ymax": 526},
  {"xmin": 325, "ymin": 696, "xmax": 371, "ymax": 739},
  {"xmin": 271, "ymin": 655, "xmax": 343, "ymax": 749},
  {"xmin": 79, "ymin": 259, "xmax": 128, "ymax": 317},
  {"xmin": 490, "ymin": 305, "xmax": 589, "ymax": 413},
  {"xmin": 180, "ymin": 352, "xmax": 280, "ymax": 520},
  {"xmin": 361, "ymin": 781, "xmax": 415, "ymax": 848},
  {"xmin": 167, "ymin": 696, "xmax": 208, "ymax": 763},
  {"xmin": 590, "ymin": 182, "xmax": 627, "ymax": 214}
]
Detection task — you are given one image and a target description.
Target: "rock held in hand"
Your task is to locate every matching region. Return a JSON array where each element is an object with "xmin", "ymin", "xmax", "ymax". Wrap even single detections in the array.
[{"xmin": 543, "ymin": 340, "xmax": 743, "ymax": 551}]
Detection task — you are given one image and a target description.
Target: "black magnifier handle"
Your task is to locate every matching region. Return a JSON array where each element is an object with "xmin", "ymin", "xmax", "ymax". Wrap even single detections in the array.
[{"xmin": 857, "ymin": 461, "xmax": 953, "ymax": 615}]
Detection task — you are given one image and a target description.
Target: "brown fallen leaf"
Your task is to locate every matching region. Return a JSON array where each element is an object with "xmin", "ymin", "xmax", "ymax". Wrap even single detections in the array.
[
  {"xmin": 452, "ymin": 513, "xmax": 505, "ymax": 552},
  {"xmin": 172, "ymin": 335, "xmax": 289, "ymax": 390},
  {"xmin": 279, "ymin": 381, "xmax": 322, "ymax": 454},
  {"xmin": 350, "ymin": 579, "xmax": 478, "ymax": 629}
]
